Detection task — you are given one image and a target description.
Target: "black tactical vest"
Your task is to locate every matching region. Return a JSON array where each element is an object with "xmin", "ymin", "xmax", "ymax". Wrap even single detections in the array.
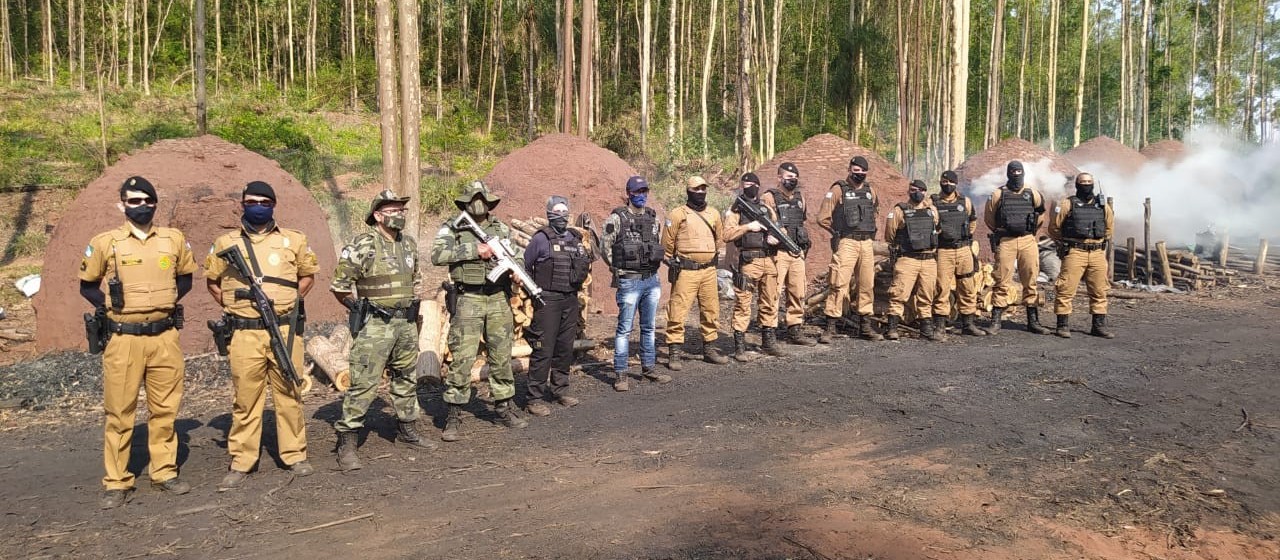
[
  {"xmin": 1062, "ymin": 196, "xmax": 1107, "ymax": 240},
  {"xmin": 769, "ymin": 188, "xmax": 810, "ymax": 248},
  {"xmin": 533, "ymin": 227, "xmax": 592, "ymax": 293},
  {"xmin": 609, "ymin": 207, "xmax": 663, "ymax": 273},
  {"xmin": 834, "ymin": 181, "xmax": 877, "ymax": 235},
  {"xmin": 996, "ymin": 187, "xmax": 1038, "ymax": 236},
  {"xmin": 734, "ymin": 198, "xmax": 769, "ymax": 252},
  {"xmin": 931, "ymin": 194, "xmax": 972, "ymax": 247},
  {"xmin": 895, "ymin": 203, "xmax": 938, "ymax": 252}
]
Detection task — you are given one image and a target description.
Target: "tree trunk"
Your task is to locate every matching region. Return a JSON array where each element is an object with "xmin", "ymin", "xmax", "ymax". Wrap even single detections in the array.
[
  {"xmin": 375, "ymin": 0, "xmax": 401, "ymax": 192},
  {"xmin": 1244, "ymin": 0, "xmax": 1263, "ymax": 140},
  {"xmin": 983, "ymin": 0, "xmax": 1005, "ymax": 148},
  {"xmin": 397, "ymin": 0, "xmax": 421, "ymax": 237},
  {"xmin": 1213, "ymin": 0, "xmax": 1224, "ymax": 123},
  {"xmin": 66, "ymin": 0, "xmax": 74, "ymax": 86},
  {"xmin": 42, "ymin": 0, "xmax": 54, "ymax": 84},
  {"xmin": 1015, "ymin": 1, "xmax": 1029, "ymax": 139},
  {"xmin": 195, "ymin": 0, "xmax": 206, "ymax": 135},
  {"xmin": 214, "ymin": 0, "xmax": 221, "ymax": 92},
  {"xmin": 1137, "ymin": 0, "xmax": 1150, "ymax": 147},
  {"xmin": 579, "ymin": 0, "xmax": 595, "ymax": 137},
  {"xmin": 560, "ymin": 0, "xmax": 575, "ymax": 133},
  {"xmin": 737, "ymin": 0, "xmax": 752, "ymax": 172},
  {"xmin": 485, "ymin": 0, "xmax": 502, "ymax": 133},
  {"xmin": 666, "ymin": 0, "xmax": 677, "ymax": 148},
  {"xmin": 640, "ymin": 0, "xmax": 652, "ymax": 151},
  {"xmin": 766, "ymin": 0, "xmax": 782, "ymax": 160},
  {"xmin": 0, "ymin": 0, "xmax": 12, "ymax": 82},
  {"xmin": 347, "ymin": 0, "xmax": 358, "ymax": 109},
  {"xmin": 1072, "ymin": 0, "xmax": 1090, "ymax": 147},
  {"xmin": 460, "ymin": 0, "xmax": 469, "ymax": 96},
  {"xmin": 1189, "ymin": 0, "xmax": 1199, "ymax": 127},
  {"xmin": 436, "ymin": 0, "xmax": 444, "ymax": 121},
  {"xmin": 1046, "ymin": 0, "xmax": 1059, "ymax": 150},
  {"xmin": 700, "ymin": 0, "xmax": 719, "ymax": 159},
  {"xmin": 949, "ymin": 0, "xmax": 970, "ymax": 165}
]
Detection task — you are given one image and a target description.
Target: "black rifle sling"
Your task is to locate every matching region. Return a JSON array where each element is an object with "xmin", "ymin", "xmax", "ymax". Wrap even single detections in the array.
[{"xmin": 240, "ymin": 231, "xmax": 301, "ymax": 367}]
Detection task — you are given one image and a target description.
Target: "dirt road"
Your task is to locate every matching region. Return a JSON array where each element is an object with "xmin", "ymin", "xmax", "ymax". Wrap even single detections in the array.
[{"xmin": 2, "ymin": 288, "xmax": 1277, "ymax": 559}]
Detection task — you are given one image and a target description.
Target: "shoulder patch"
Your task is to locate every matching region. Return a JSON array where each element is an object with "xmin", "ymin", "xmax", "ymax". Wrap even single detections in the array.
[
  {"xmin": 437, "ymin": 227, "xmax": 451, "ymax": 236},
  {"xmin": 665, "ymin": 219, "xmax": 673, "ymax": 227},
  {"xmin": 887, "ymin": 212, "xmax": 895, "ymax": 220},
  {"xmin": 825, "ymin": 192, "xmax": 833, "ymax": 199},
  {"xmin": 84, "ymin": 245, "xmax": 93, "ymax": 258}
]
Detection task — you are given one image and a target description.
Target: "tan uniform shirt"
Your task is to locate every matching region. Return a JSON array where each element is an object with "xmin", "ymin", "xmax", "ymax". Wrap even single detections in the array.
[
  {"xmin": 1048, "ymin": 197, "xmax": 1115, "ymax": 242},
  {"xmin": 79, "ymin": 223, "xmax": 198, "ymax": 323},
  {"xmin": 205, "ymin": 224, "xmax": 318, "ymax": 318},
  {"xmin": 663, "ymin": 205, "xmax": 723, "ymax": 264},
  {"xmin": 816, "ymin": 182, "xmax": 881, "ymax": 232}
]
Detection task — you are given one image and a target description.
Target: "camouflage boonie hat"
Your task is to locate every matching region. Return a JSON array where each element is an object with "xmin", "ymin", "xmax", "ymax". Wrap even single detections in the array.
[
  {"xmin": 454, "ymin": 181, "xmax": 501, "ymax": 211},
  {"xmin": 365, "ymin": 189, "xmax": 411, "ymax": 226}
]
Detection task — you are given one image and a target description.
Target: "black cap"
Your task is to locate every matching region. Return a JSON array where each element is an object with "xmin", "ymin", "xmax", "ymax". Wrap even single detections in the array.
[
  {"xmin": 909, "ymin": 179, "xmax": 928, "ymax": 191},
  {"xmin": 120, "ymin": 176, "xmax": 158, "ymax": 201},
  {"xmin": 243, "ymin": 180, "xmax": 277, "ymax": 202},
  {"xmin": 741, "ymin": 172, "xmax": 761, "ymax": 185},
  {"xmin": 779, "ymin": 162, "xmax": 800, "ymax": 176},
  {"xmin": 849, "ymin": 156, "xmax": 870, "ymax": 171},
  {"xmin": 941, "ymin": 170, "xmax": 958, "ymax": 183}
]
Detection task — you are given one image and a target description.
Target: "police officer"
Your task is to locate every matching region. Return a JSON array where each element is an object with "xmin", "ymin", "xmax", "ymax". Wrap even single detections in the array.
[
  {"xmin": 80, "ymin": 176, "xmax": 197, "ymax": 509},
  {"xmin": 522, "ymin": 196, "xmax": 595, "ymax": 416},
  {"xmin": 430, "ymin": 181, "xmax": 528, "ymax": 441},
  {"xmin": 816, "ymin": 156, "xmax": 884, "ymax": 343},
  {"xmin": 932, "ymin": 170, "xmax": 986, "ymax": 336},
  {"xmin": 724, "ymin": 173, "xmax": 786, "ymax": 361},
  {"xmin": 884, "ymin": 180, "xmax": 942, "ymax": 341},
  {"xmin": 663, "ymin": 176, "xmax": 729, "ymax": 370},
  {"xmin": 603, "ymin": 177, "xmax": 671, "ymax": 391},
  {"xmin": 761, "ymin": 162, "xmax": 816, "ymax": 346},
  {"xmin": 330, "ymin": 190, "xmax": 431, "ymax": 472},
  {"xmin": 1049, "ymin": 172, "xmax": 1116, "ymax": 339},
  {"xmin": 983, "ymin": 161, "xmax": 1051, "ymax": 335},
  {"xmin": 206, "ymin": 181, "xmax": 318, "ymax": 490}
]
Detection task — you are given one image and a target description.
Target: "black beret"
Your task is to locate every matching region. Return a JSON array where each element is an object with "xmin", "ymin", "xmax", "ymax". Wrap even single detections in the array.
[{"xmin": 243, "ymin": 180, "xmax": 277, "ymax": 202}]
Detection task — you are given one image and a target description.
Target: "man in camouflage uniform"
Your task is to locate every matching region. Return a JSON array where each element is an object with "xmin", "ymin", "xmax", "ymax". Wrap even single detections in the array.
[
  {"xmin": 430, "ymin": 181, "xmax": 528, "ymax": 442},
  {"xmin": 330, "ymin": 190, "xmax": 432, "ymax": 471}
]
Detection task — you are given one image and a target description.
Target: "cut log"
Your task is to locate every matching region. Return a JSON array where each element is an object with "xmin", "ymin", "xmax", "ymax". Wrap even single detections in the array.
[
  {"xmin": 0, "ymin": 329, "xmax": 34, "ymax": 342},
  {"xmin": 418, "ymin": 300, "xmax": 445, "ymax": 380},
  {"xmin": 1156, "ymin": 242, "xmax": 1174, "ymax": 287},
  {"xmin": 1256, "ymin": 239, "xmax": 1269, "ymax": 275},
  {"xmin": 305, "ymin": 334, "xmax": 351, "ymax": 391},
  {"xmin": 511, "ymin": 218, "xmax": 542, "ymax": 236}
]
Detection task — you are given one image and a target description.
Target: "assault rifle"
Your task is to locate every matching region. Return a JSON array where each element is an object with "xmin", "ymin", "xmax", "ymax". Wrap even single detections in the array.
[
  {"xmin": 731, "ymin": 195, "xmax": 804, "ymax": 257},
  {"xmin": 452, "ymin": 211, "xmax": 545, "ymax": 305},
  {"xmin": 214, "ymin": 246, "xmax": 303, "ymax": 387}
]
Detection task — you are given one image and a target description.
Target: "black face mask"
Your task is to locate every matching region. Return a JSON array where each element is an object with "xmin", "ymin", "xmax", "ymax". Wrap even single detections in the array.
[
  {"xmin": 940, "ymin": 182, "xmax": 957, "ymax": 195},
  {"xmin": 686, "ymin": 191, "xmax": 707, "ymax": 211},
  {"xmin": 781, "ymin": 178, "xmax": 798, "ymax": 190},
  {"xmin": 1008, "ymin": 174, "xmax": 1024, "ymax": 189},
  {"xmin": 549, "ymin": 215, "xmax": 570, "ymax": 233},
  {"xmin": 909, "ymin": 191, "xmax": 926, "ymax": 203},
  {"xmin": 849, "ymin": 172, "xmax": 868, "ymax": 184},
  {"xmin": 1075, "ymin": 184, "xmax": 1095, "ymax": 199},
  {"xmin": 125, "ymin": 205, "xmax": 156, "ymax": 226},
  {"xmin": 743, "ymin": 185, "xmax": 759, "ymax": 199}
]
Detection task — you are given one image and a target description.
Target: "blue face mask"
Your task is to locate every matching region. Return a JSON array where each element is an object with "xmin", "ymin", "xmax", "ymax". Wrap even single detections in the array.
[
  {"xmin": 243, "ymin": 205, "xmax": 275, "ymax": 226},
  {"xmin": 629, "ymin": 193, "xmax": 647, "ymax": 207}
]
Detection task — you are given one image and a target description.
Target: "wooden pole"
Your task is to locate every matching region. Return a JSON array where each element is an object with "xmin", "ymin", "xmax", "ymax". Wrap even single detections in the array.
[
  {"xmin": 1106, "ymin": 197, "xmax": 1115, "ymax": 280},
  {"xmin": 1155, "ymin": 241, "xmax": 1173, "ymax": 287},
  {"xmin": 1256, "ymin": 238, "xmax": 1269, "ymax": 275},
  {"xmin": 1143, "ymin": 198, "xmax": 1152, "ymax": 283},
  {"xmin": 1126, "ymin": 237, "xmax": 1136, "ymax": 282},
  {"xmin": 194, "ymin": 0, "xmax": 206, "ymax": 135},
  {"xmin": 1218, "ymin": 229, "xmax": 1230, "ymax": 267}
]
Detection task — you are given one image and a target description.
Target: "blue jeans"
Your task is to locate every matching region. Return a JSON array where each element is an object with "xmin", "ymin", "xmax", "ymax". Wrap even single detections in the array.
[{"xmin": 614, "ymin": 273, "xmax": 661, "ymax": 373}]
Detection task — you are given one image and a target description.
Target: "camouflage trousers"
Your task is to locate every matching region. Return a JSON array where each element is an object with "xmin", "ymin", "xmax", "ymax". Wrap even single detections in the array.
[
  {"xmin": 444, "ymin": 291, "xmax": 516, "ymax": 405},
  {"xmin": 335, "ymin": 316, "xmax": 420, "ymax": 432}
]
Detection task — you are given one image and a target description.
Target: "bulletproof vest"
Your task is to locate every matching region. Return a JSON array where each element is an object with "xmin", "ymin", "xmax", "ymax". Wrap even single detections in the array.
[
  {"xmin": 533, "ymin": 227, "xmax": 592, "ymax": 293},
  {"xmin": 353, "ymin": 233, "xmax": 417, "ymax": 306},
  {"xmin": 1062, "ymin": 196, "xmax": 1107, "ymax": 240},
  {"xmin": 448, "ymin": 219, "xmax": 507, "ymax": 286},
  {"xmin": 996, "ymin": 187, "xmax": 1038, "ymax": 235},
  {"xmin": 769, "ymin": 189, "xmax": 809, "ymax": 246},
  {"xmin": 610, "ymin": 206, "xmax": 662, "ymax": 273},
  {"xmin": 733, "ymin": 198, "xmax": 769, "ymax": 252},
  {"xmin": 104, "ymin": 228, "xmax": 182, "ymax": 314},
  {"xmin": 218, "ymin": 228, "xmax": 305, "ymax": 317},
  {"xmin": 673, "ymin": 206, "xmax": 719, "ymax": 257},
  {"xmin": 894, "ymin": 204, "xmax": 938, "ymax": 252},
  {"xmin": 834, "ymin": 181, "xmax": 877, "ymax": 235},
  {"xmin": 932, "ymin": 194, "xmax": 971, "ymax": 246}
]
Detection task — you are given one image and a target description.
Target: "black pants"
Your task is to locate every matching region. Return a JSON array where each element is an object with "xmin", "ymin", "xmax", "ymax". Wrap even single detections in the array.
[{"xmin": 526, "ymin": 291, "xmax": 581, "ymax": 401}]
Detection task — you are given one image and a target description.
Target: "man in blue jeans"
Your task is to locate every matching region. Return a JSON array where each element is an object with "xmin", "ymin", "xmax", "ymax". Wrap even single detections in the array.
[{"xmin": 602, "ymin": 176, "xmax": 672, "ymax": 391}]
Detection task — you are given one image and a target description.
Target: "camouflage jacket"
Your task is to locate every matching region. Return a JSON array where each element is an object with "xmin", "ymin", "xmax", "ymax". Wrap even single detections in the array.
[{"xmin": 331, "ymin": 230, "xmax": 421, "ymax": 307}]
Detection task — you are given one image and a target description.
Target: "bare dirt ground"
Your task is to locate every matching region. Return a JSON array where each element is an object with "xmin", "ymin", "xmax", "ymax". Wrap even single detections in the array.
[{"xmin": 2, "ymin": 282, "xmax": 1278, "ymax": 559}]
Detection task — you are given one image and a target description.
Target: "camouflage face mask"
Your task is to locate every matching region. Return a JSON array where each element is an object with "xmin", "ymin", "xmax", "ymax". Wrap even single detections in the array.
[{"xmin": 382, "ymin": 213, "xmax": 406, "ymax": 231}]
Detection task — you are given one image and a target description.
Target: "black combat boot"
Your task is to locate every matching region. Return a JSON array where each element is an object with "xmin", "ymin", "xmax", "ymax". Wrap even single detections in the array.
[
  {"xmin": 884, "ymin": 315, "xmax": 901, "ymax": 341},
  {"xmin": 761, "ymin": 328, "xmax": 787, "ymax": 357},
  {"xmin": 336, "ymin": 430, "xmax": 363, "ymax": 471},
  {"xmin": 933, "ymin": 316, "xmax": 949, "ymax": 337},
  {"xmin": 787, "ymin": 324, "xmax": 817, "ymax": 346},
  {"xmin": 667, "ymin": 344, "xmax": 684, "ymax": 371},
  {"xmin": 440, "ymin": 404, "xmax": 464, "ymax": 442},
  {"xmin": 703, "ymin": 341, "xmax": 730, "ymax": 364},
  {"xmin": 920, "ymin": 318, "xmax": 943, "ymax": 342},
  {"xmin": 494, "ymin": 398, "xmax": 529, "ymax": 429},
  {"xmin": 732, "ymin": 331, "xmax": 755, "ymax": 362},
  {"xmin": 1090, "ymin": 314, "xmax": 1116, "ymax": 339},
  {"xmin": 817, "ymin": 317, "xmax": 837, "ymax": 344},
  {"xmin": 860, "ymin": 315, "xmax": 885, "ymax": 341},
  {"xmin": 985, "ymin": 307, "xmax": 1005, "ymax": 335},
  {"xmin": 1055, "ymin": 314, "xmax": 1072, "ymax": 338},
  {"xmin": 1026, "ymin": 307, "xmax": 1051, "ymax": 335},
  {"xmin": 397, "ymin": 420, "xmax": 437, "ymax": 450},
  {"xmin": 961, "ymin": 314, "xmax": 987, "ymax": 336}
]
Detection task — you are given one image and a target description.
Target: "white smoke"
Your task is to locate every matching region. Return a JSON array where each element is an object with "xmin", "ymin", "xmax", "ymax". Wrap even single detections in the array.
[{"xmin": 964, "ymin": 158, "xmax": 1075, "ymax": 204}]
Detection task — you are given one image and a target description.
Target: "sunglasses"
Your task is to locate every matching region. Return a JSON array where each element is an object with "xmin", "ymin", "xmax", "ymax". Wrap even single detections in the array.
[
  {"xmin": 124, "ymin": 197, "xmax": 156, "ymax": 206},
  {"xmin": 629, "ymin": 188, "xmax": 650, "ymax": 194},
  {"xmin": 242, "ymin": 199, "xmax": 276, "ymax": 208}
]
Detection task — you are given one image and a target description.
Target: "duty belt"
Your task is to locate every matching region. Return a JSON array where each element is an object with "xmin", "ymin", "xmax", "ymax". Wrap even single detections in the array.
[
  {"xmin": 1062, "ymin": 240, "xmax": 1106, "ymax": 251},
  {"xmin": 616, "ymin": 270, "xmax": 656, "ymax": 280},
  {"xmin": 677, "ymin": 258, "xmax": 717, "ymax": 270},
  {"xmin": 837, "ymin": 231, "xmax": 876, "ymax": 241},
  {"xmin": 108, "ymin": 317, "xmax": 177, "ymax": 335},
  {"xmin": 373, "ymin": 306, "xmax": 417, "ymax": 319},
  {"xmin": 456, "ymin": 283, "xmax": 508, "ymax": 296},
  {"xmin": 228, "ymin": 307, "xmax": 296, "ymax": 330},
  {"xmin": 738, "ymin": 249, "xmax": 772, "ymax": 262},
  {"xmin": 938, "ymin": 240, "xmax": 972, "ymax": 249},
  {"xmin": 898, "ymin": 251, "xmax": 935, "ymax": 260}
]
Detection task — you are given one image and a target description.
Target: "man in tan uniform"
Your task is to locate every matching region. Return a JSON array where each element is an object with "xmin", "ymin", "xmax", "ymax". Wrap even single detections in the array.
[
  {"xmin": 1048, "ymin": 172, "xmax": 1116, "ymax": 339},
  {"xmin": 79, "ymin": 176, "xmax": 197, "ymax": 509},
  {"xmin": 663, "ymin": 176, "xmax": 729, "ymax": 370},
  {"xmin": 206, "ymin": 181, "xmax": 318, "ymax": 490},
  {"xmin": 884, "ymin": 180, "xmax": 942, "ymax": 341},
  {"xmin": 983, "ymin": 160, "xmax": 1051, "ymax": 335},
  {"xmin": 931, "ymin": 170, "xmax": 986, "ymax": 336},
  {"xmin": 760, "ymin": 162, "xmax": 816, "ymax": 346},
  {"xmin": 724, "ymin": 173, "xmax": 785, "ymax": 361},
  {"xmin": 816, "ymin": 156, "xmax": 884, "ymax": 343}
]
